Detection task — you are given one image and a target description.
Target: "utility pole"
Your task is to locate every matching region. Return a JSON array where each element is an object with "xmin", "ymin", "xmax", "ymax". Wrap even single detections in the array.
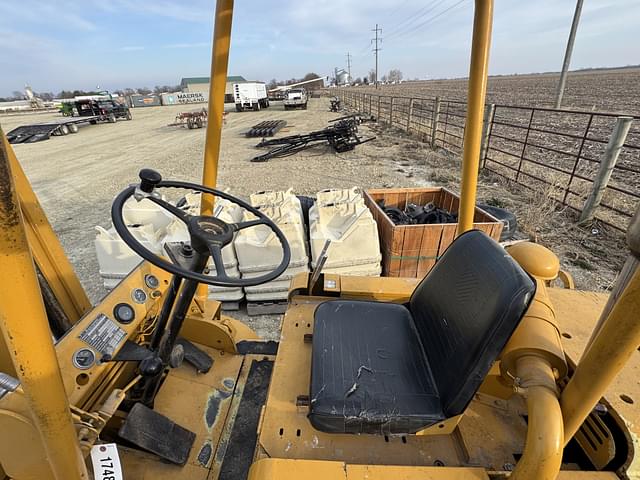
[
  {"xmin": 555, "ymin": 0, "xmax": 583, "ymax": 109},
  {"xmin": 346, "ymin": 52, "xmax": 352, "ymax": 84},
  {"xmin": 371, "ymin": 24, "xmax": 382, "ymax": 89}
]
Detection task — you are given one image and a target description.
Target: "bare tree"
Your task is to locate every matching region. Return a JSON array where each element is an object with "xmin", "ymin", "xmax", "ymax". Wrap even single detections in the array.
[
  {"xmin": 137, "ymin": 87, "xmax": 152, "ymax": 95},
  {"xmin": 387, "ymin": 69, "xmax": 403, "ymax": 83},
  {"xmin": 35, "ymin": 92, "xmax": 54, "ymax": 101},
  {"xmin": 11, "ymin": 90, "xmax": 24, "ymax": 100},
  {"xmin": 368, "ymin": 69, "xmax": 376, "ymax": 84}
]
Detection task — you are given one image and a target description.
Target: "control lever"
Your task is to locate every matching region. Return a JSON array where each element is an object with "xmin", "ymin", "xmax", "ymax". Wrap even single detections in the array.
[
  {"xmin": 139, "ymin": 168, "xmax": 162, "ymax": 193},
  {"xmin": 309, "ymin": 239, "xmax": 331, "ymax": 293}
]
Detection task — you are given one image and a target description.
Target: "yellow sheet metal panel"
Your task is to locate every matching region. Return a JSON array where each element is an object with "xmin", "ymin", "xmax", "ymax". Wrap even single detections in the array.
[
  {"xmin": 347, "ymin": 464, "xmax": 490, "ymax": 479},
  {"xmin": 549, "ymin": 288, "xmax": 640, "ymax": 430},
  {"xmin": 248, "ymin": 458, "xmax": 348, "ymax": 479},
  {"xmin": 3, "ymin": 133, "xmax": 90, "ymax": 322},
  {"xmin": 561, "ymin": 265, "xmax": 640, "ymax": 444},
  {"xmin": 248, "ymin": 459, "xmax": 492, "ymax": 480},
  {"xmin": 556, "ymin": 473, "xmax": 619, "ymax": 479},
  {"xmin": 0, "ymin": 131, "xmax": 87, "ymax": 479}
]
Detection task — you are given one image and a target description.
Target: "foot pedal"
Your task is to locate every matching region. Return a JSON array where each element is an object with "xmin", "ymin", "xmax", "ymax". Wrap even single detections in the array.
[
  {"xmin": 118, "ymin": 403, "xmax": 195, "ymax": 465},
  {"xmin": 176, "ymin": 337, "xmax": 214, "ymax": 373}
]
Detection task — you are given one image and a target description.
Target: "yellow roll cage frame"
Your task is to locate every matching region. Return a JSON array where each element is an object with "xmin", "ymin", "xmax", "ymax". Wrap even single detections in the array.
[{"xmin": 1, "ymin": 1, "xmax": 639, "ymax": 479}]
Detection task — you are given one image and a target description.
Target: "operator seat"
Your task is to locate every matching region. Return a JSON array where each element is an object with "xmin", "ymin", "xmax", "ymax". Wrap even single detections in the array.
[{"xmin": 308, "ymin": 230, "xmax": 535, "ymax": 434}]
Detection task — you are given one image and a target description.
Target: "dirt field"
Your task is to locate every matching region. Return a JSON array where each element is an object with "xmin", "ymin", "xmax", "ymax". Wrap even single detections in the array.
[
  {"xmin": 0, "ymin": 96, "xmax": 627, "ymax": 339},
  {"xmin": 359, "ymin": 67, "xmax": 640, "ymax": 115}
]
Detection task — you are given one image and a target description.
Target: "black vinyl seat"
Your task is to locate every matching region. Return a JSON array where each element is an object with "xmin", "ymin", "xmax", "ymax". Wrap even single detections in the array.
[{"xmin": 308, "ymin": 230, "xmax": 536, "ymax": 435}]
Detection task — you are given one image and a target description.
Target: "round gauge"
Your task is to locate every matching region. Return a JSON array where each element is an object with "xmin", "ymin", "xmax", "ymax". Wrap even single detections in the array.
[
  {"xmin": 72, "ymin": 348, "xmax": 96, "ymax": 370},
  {"xmin": 144, "ymin": 274, "xmax": 160, "ymax": 289},
  {"xmin": 113, "ymin": 302, "xmax": 135, "ymax": 324},
  {"xmin": 131, "ymin": 288, "xmax": 147, "ymax": 304}
]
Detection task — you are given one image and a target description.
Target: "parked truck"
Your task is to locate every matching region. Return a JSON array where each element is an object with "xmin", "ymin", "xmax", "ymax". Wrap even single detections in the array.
[
  {"xmin": 283, "ymin": 88, "xmax": 308, "ymax": 110},
  {"xmin": 233, "ymin": 82, "xmax": 269, "ymax": 111}
]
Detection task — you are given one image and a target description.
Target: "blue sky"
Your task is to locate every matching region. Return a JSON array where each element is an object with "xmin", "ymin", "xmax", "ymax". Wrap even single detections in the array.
[{"xmin": 1, "ymin": 0, "xmax": 639, "ymax": 96}]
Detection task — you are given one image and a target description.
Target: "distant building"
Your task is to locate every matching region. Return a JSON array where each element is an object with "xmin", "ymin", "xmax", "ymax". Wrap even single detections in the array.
[
  {"xmin": 0, "ymin": 100, "xmax": 33, "ymax": 112},
  {"xmin": 180, "ymin": 76, "xmax": 247, "ymax": 103}
]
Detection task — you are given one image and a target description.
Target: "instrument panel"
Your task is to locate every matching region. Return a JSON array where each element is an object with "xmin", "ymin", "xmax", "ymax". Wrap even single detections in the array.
[{"xmin": 55, "ymin": 264, "xmax": 171, "ymax": 407}]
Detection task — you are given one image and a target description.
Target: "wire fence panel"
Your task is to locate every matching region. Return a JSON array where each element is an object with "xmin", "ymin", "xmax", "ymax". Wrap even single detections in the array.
[{"xmin": 339, "ymin": 89, "xmax": 640, "ymax": 231}]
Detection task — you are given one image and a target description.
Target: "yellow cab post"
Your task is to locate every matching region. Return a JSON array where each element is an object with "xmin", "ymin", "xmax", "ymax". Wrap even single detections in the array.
[
  {"xmin": 198, "ymin": 0, "xmax": 234, "ymax": 300},
  {"xmin": 456, "ymin": 0, "xmax": 493, "ymax": 236},
  {"xmin": 0, "ymin": 135, "xmax": 87, "ymax": 479}
]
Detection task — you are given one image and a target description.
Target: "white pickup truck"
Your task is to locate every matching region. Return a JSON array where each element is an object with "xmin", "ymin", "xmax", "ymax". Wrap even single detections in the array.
[
  {"xmin": 234, "ymin": 82, "xmax": 269, "ymax": 111},
  {"xmin": 283, "ymin": 88, "xmax": 308, "ymax": 110}
]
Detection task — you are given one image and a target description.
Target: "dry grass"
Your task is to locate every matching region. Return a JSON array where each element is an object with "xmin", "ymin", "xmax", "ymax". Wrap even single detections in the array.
[{"xmin": 362, "ymin": 120, "xmax": 627, "ymax": 292}]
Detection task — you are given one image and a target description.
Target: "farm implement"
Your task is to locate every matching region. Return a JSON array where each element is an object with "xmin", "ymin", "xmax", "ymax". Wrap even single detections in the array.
[
  {"xmin": 168, "ymin": 108, "xmax": 208, "ymax": 129},
  {"xmin": 251, "ymin": 116, "xmax": 374, "ymax": 162}
]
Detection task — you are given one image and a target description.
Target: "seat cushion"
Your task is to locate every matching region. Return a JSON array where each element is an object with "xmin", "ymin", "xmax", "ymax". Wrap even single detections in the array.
[
  {"xmin": 309, "ymin": 300, "xmax": 444, "ymax": 435},
  {"xmin": 409, "ymin": 230, "xmax": 536, "ymax": 417}
]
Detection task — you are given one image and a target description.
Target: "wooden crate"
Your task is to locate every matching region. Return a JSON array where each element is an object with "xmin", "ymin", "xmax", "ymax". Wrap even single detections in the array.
[{"xmin": 364, "ymin": 187, "xmax": 503, "ymax": 278}]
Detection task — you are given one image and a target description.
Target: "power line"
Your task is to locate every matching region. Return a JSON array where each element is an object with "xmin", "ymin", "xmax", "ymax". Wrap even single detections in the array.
[
  {"xmin": 386, "ymin": 0, "xmax": 411, "ymax": 20},
  {"xmin": 371, "ymin": 24, "xmax": 382, "ymax": 89},
  {"xmin": 384, "ymin": 0, "xmax": 447, "ymax": 38},
  {"xmin": 385, "ymin": 0, "xmax": 469, "ymax": 43}
]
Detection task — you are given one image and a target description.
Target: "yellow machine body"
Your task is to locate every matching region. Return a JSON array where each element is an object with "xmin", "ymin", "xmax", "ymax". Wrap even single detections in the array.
[{"xmin": 1, "ymin": 0, "xmax": 640, "ymax": 479}]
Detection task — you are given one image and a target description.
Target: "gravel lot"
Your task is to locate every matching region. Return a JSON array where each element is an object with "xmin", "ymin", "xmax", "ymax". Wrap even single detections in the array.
[{"xmin": 1, "ymin": 96, "xmax": 625, "ymax": 339}]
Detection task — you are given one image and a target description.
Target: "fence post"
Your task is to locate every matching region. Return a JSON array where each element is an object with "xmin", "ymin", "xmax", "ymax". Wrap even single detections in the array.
[
  {"xmin": 389, "ymin": 97, "xmax": 394, "ymax": 125},
  {"xmin": 479, "ymin": 103, "xmax": 495, "ymax": 169},
  {"xmin": 377, "ymin": 96, "xmax": 381, "ymax": 120},
  {"xmin": 369, "ymin": 95, "xmax": 372, "ymax": 115},
  {"xmin": 407, "ymin": 98, "xmax": 415, "ymax": 132},
  {"xmin": 579, "ymin": 116, "xmax": 633, "ymax": 223},
  {"xmin": 431, "ymin": 97, "xmax": 442, "ymax": 148}
]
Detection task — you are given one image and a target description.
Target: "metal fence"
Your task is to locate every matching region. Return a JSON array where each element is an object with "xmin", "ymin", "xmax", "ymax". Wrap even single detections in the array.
[{"xmin": 339, "ymin": 90, "xmax": 640, "ymax": 231}]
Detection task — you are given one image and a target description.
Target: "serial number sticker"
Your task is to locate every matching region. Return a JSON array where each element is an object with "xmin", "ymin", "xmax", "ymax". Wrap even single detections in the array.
[
  {"xmin": 90, "ymin": 443, "xmax": 124, "ymax": 480},
  {"xmin": 79, "ymin": 313, "xmax": 126, "ymax": 356}
]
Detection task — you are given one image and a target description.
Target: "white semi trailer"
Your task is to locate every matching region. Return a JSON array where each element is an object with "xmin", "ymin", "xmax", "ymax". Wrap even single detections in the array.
[{"xmin": 233, "ymin": 82, "xmax": 269, "ymax": 111}]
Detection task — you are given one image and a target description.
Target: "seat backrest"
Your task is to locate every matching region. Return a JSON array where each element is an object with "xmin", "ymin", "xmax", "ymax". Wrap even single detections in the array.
[{"xmin": 409, "ymin": 230, "xmax": 535, "ymax": 417}]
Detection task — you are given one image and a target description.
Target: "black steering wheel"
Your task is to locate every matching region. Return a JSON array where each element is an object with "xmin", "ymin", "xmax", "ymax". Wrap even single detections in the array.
[{"xmin": 111, "ymin": 169, "xmax": 291, "ymax": 287}]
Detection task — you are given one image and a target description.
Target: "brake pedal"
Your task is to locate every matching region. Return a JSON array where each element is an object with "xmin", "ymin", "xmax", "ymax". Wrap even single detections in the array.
[{"xmin": 118, "ymin": 403, "xmax": 195, "ymax": 465}]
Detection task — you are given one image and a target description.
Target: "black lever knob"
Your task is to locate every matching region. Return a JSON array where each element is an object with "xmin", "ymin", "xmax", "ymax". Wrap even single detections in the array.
[
  {"xmin": 139, "ymin": 355, "xmax": 164, "ymax": 377},
  {"xmin": 139, "ymin": 168, "xmax": 162, "ymax": 193}
]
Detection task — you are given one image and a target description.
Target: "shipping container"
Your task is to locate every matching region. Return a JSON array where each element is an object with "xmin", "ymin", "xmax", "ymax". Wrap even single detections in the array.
[
  {"xmin": 129, "ymin": 94, "xmax": 161, "ymax": 108},
  {"xmin": 176, "ymin": 92, "xmax": 208, "ymax": 104},
  {"xmin": 160, "ymin": 93, "xmax": 178, "ymax": 105}
]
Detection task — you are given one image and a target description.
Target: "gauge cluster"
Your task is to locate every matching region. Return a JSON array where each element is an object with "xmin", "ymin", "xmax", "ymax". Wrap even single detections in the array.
[{"xmin": 70, "ymin": 272, "xmax": 163, "ymax": 370}]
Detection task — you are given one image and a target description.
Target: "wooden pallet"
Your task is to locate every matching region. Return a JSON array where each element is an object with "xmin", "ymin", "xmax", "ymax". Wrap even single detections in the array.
[
  {"xmin": 246, "ymin": 301, "xmax": 288, "ymax": 316},
  {"xmin": 220, "ymin": 301, "xmax": 241, "ymax": 311}
]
